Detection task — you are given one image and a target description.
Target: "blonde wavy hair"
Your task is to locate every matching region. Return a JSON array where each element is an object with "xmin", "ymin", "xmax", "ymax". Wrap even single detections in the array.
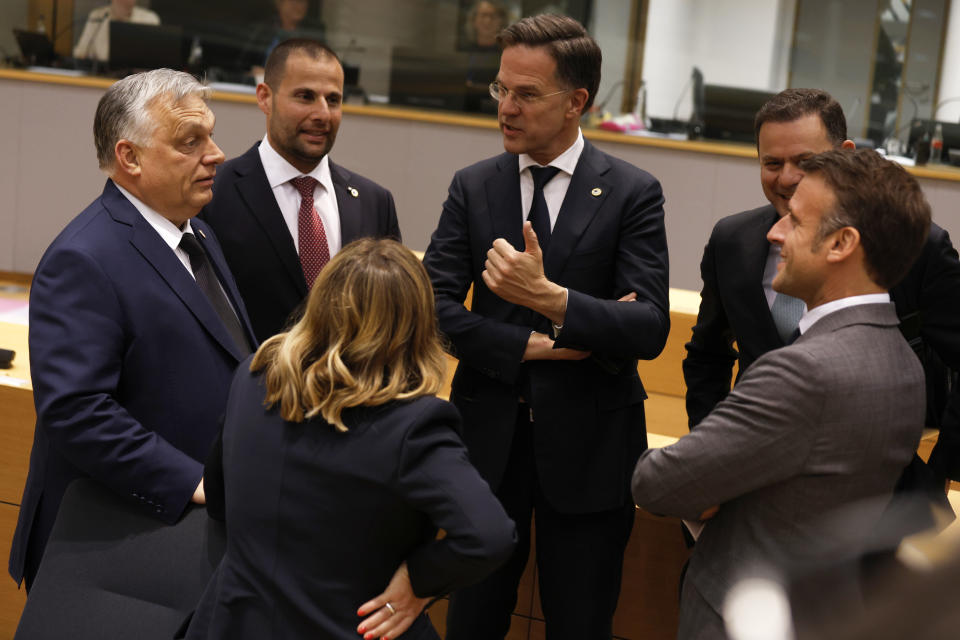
[{"xmin": 251, "ymin": 238, "xmax": 447, "ymax": 431}]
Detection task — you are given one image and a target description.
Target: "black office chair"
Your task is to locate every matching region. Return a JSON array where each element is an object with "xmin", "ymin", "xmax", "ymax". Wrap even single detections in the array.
[{"xmin": 15, "ymin": 479, "xmax": 225, "ymax": 640}]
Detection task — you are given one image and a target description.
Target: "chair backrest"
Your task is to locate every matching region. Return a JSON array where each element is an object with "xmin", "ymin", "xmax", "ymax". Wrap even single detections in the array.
[{"xmin": 15, "ymin": 478, "xmax": 225, "ymax": 640}]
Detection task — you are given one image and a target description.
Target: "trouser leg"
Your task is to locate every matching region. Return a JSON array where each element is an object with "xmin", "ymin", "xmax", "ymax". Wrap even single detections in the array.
[
  {"xmin": 534, "ymin": 498, "xmax": 635, "ymax": 640},
  {"xmin": 446, "ymin": 408, "xmax": 534, "ymax": 640}
]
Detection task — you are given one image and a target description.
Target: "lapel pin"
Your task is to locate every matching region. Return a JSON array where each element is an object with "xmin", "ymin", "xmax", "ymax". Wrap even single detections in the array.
[
  {"xmin": 197, "ymin": 228, "xmax": 207, "ymax": 239},
  {"xmin": 348, "ymin": 187, "xmax": 359, "ymax": 198},
  {"xmin": 591, "ymin": 187, "xmax": 602, "ymax": 197}
]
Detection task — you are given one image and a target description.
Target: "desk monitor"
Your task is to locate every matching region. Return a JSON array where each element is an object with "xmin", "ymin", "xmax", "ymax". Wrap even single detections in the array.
[
  {"xmin": 109, "ymin": 22, "xmax": 185, "ymax": 72},
  {"xmin": 702, "ymin": 85, "xmax": 776, "ymax": 144},
  {"xmin": 13, "ymin": 29, "xmax": 56, "ymax": 66},
  {"xmin": 389, "ymin": 48, "xmax": 497, "ymax": 114}
]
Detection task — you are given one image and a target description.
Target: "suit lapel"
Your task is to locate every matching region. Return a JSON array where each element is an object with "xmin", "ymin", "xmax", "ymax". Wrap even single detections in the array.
[
  {"xmin": 543, "ymin": 141, "xmax": 609, "ymax": 280},
  {"xmin": 234, "ymin": 146, "xmax": 308, "ymax": 297},
  {"xmin": 103, "ymin": 184, "xmax": 247, "ymax": 361},
  {"xmin": 330, "ymin": 161, "xmax": 364, "ymax": 246},
  {"xmin": 743, "ymin": 206, "xmax": 783, "ymax": 345},
  {"xmin": 486, "ymin": 154, "xmax": 524, "ymax": 251}
]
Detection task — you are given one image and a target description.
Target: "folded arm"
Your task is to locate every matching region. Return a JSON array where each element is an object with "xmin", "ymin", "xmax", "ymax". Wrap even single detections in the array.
[
  {"xmin": 633, "ymin": 347, "xmax": 818, "ymax": 520},
  {"xmin": 423, "ymin": 172, "xmax": 540, "ymax": 383},
  {"xmin": 551, "ymin": 178, "xmax": 670, "ymax": 360}
]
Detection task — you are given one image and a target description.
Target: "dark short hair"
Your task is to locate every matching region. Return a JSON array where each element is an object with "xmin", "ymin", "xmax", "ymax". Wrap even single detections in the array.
[
  {"xmin": 754, "ymin": 88, "xmax": 847, "ymax": 148},
  {"xmin": 800, "ymin": 148, "xmax": 930, "ymax": 289},
  {"xmin": 497, "ymin": 14, "xmax": 601, "ymax": 111},
  {"xmin": 263, "ymin": 38, "xmax": 341, "ymax": 89}
]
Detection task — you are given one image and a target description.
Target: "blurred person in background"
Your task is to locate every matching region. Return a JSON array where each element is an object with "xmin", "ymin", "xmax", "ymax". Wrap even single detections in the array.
[{"xmin": 73, "ymin": 0, "xmax": 160, "ymax": 62}]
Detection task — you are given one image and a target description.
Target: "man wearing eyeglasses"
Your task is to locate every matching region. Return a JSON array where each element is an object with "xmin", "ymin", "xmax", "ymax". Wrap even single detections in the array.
[{"xmin": 422, "ymin": 14, "xmax": 669, "ymax": 640}]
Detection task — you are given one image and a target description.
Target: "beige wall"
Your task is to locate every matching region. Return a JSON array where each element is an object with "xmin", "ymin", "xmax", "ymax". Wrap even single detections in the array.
[{"xmin": 3, "ymin": 75, "xmax": 960, "ymax": 292}]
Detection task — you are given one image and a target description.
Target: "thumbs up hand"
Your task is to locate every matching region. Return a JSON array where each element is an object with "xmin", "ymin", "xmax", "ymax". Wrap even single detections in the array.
[{"xmin": 483, "ymin": 221, "xmax": 554, "ymax": 309}]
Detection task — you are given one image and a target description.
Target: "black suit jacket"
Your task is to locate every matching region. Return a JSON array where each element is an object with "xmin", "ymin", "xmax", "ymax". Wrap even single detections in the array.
[
  {"xmin": 200, "ymin": 143, "xmax": 401, "ymax": 343},
  {"xmin": 683, "ymin": 203, "xmax": 960, "ymax": 480},
  {"xmin": 186, "ymin": 367, "xmax": 516, "ymax": 640},
  {"xmin": 9, "ymin": 180, "xmax": 255, "ymax": 586},
  {"xmin": 422, "ymin": 141, "xmax": 670, "ymax": 514}
]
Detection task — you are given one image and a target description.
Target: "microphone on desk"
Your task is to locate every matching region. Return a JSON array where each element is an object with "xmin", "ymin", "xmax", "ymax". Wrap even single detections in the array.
[{"xmin": 0, "ymin": 348, "xmax": 14, "ymax": 369}]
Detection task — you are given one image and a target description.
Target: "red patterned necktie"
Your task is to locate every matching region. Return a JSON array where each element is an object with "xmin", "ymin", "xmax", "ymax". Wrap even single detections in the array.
[{"xmin": 290, "ymin": 176, "xmax": 330, "ymax": 289}]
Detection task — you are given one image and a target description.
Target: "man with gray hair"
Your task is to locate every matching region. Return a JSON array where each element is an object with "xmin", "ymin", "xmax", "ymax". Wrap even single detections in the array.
[{"xmin": 9, "ymin": 69, "xmax": 255, "ymax": 590}]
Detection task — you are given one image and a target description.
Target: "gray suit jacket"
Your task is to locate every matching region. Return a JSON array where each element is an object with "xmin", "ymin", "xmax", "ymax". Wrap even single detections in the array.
[{"xmin": 633, "ymin": 303, "xmax": 925, "ymax": 637}]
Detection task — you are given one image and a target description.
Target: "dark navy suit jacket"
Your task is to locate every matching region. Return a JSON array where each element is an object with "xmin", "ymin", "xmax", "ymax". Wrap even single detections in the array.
[
  {"xmin": 422, "ymin": 140, "xmax": 670, "ymax": 514},
  {"xmin": 186, "ymin": 370, "xmax": 515, "ymax": 639},
  {"xmin": 199, "ymin": 143, "xmax": 401, "ymax": 344},
  {"xmin": 9, "ymin": 180, "xmax": 255, "ymax": 586}
]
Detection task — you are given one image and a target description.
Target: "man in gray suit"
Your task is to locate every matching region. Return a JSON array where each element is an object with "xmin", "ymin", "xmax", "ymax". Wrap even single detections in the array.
[{"xmin": 632, "ymin": 148, "xmax": 931, "ymax": 639}]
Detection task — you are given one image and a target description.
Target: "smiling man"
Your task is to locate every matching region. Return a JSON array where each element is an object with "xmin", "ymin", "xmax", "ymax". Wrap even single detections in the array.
[
  {"xmin": 10, "ymin": 69, "xmax": 256, "ymax": 590},
  {"xmin": 634, "ymin": 148, "xmax": 931, "ymax": 639},
  {"xmin": 422, "ymin": 14, "xmax": 669, "ymax": 640},
  {"xmin": 683, "ymin": 88, "xmax": 960, "ymax": 487},
  {"xmin": 201, "ymin": 38, "xmax": 400, "ymax": 343}
]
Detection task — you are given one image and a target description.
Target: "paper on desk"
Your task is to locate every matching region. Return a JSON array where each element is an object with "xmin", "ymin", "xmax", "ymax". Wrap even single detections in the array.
[{"xmin": 0, "ymin": 299, "xmax": 28, "ymax": 326}]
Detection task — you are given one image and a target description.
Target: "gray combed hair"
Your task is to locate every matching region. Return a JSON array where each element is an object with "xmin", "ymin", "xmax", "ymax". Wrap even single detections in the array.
[{"xmin": 94, "ymin": 68, "xmax": 210, "ymax": 172}]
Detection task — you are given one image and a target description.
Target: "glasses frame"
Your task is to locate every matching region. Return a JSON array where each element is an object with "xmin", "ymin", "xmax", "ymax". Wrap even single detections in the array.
[{"xmin": 488, "ymin": 81, "xmax": 572, "ymax": 107}]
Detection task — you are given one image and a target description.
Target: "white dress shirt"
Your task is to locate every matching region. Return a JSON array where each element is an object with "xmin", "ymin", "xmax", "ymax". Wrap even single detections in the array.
[
  {"xmin": 798, "ymin": 293, "xmax": 892, "ymax": 335},
  {"xmin": 114, "ymin": 182, "xmax": 240, "ymax": 316},
  {"xmin": 114, "ymin": 182, "xmax": 195, "ymax": 278},
  {"xmin": 258, "ymin": 135, "xmax": 342, "ymax": 258},
  {"xmin": 517, "ymin": 129, "xmax": 585, "ymax": 230}
]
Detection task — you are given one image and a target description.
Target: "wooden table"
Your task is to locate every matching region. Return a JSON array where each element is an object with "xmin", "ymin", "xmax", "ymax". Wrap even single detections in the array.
[{"xmin": 0, "ymin": 275, "xmax": 32, "ymax": 638}]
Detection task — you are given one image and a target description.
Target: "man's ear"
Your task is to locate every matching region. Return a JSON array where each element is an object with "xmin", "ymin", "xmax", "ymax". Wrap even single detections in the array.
[
  {"xmin": 568, "ymin": 88, "xmax": 589, "ymax": 118},
  {"xmin": 825, "ymin": 226, "xmax": 860, "ymax": 263},
  {"xmin": 114, "ymin": 140, "xmax": 141, "ymax": 177},
  {"xmin": 256, "ymin": 83, "xmax": 272, "ymax": 117}
]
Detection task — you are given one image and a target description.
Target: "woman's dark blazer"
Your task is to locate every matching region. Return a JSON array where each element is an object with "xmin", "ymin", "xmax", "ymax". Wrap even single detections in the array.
[{"xmin": 186, "ymin": 362, "xmax": 516, "ymax": 639}]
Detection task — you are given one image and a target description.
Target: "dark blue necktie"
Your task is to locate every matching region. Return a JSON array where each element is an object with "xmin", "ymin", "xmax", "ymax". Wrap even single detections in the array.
[
  {"xmin": 527, "ymin": 166, "xmax": 561, "ymax": 253},
  {"xmin": 179, "ymin": 232, "xmax": 251, "ymax": 356}
]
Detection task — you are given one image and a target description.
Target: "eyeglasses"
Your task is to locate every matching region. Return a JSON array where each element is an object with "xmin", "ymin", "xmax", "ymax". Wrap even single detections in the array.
[{"xmin": 488, "ymin": 81, "xmax": 571, "ymax": 106}]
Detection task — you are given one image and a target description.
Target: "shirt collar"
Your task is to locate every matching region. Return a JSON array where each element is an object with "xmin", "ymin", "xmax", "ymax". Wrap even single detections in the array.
[
  {"xmin": 798, "ymin": 293, "xmax": 892, "ymax": 335},
  {"xmin": 518, "ymin": 129, "xmax": 584, "ymax": 175},
  {"xmin": 113, "ymin": 181, "xmax": 193, "ymax": 251},
  {"xmin": 258, "ymin": 133, "xmax": 333, "ymax": 192}
]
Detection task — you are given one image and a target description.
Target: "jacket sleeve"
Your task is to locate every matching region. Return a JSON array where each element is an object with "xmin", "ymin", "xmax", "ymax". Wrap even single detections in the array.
[
  {"xmin": 396, "ymin": 401, "xmax": 517, "ymax": 597},
  {"xmin": 422, "ymin": 170, "xmax": 532, "ymax": 384},
  {"xmin": 384, "ymin": 189, "xmax": 402, "ymax": 242},
  {"xmin": 916, "ymin": 227, "xmax": 960, "ymax": 481},
  {"xmin": 554, "ymin": 175, "xmax": 670, "ymax": 361},
  {"xmin": 633, "ymin": 347, "xmax": 817, "ymax": 520},
  {"xmin": 682, "ymin": 228, "xmax": 739, "ymax": 428},
  {"xmin": 202, "ymin": 427, "xmax": 226, "ymax": 523},
  {"xmin": 29, "ymin": 246, "xmax": 202, "ymax": 523}
]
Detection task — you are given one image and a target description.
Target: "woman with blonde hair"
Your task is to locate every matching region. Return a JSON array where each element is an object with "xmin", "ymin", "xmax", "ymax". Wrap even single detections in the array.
[{"xmin": 186, "ymin": 238, "xmax": 515, "ymax": 640}]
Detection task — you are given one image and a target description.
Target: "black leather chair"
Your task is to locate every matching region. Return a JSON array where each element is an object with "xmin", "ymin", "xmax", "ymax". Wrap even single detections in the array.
[{"xmin": 15, "ymin": 479, "xmax": 225, "ymax": 640}]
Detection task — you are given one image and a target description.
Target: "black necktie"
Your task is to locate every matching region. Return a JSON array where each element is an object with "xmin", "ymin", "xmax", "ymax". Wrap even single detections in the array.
[
  {"xmin": 179, "ymin": 232, "xmax": 251, "ymax": 356},
  {"xmin": 527, "ymin": 166, "xmax": 561, "ymax": 253}
]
